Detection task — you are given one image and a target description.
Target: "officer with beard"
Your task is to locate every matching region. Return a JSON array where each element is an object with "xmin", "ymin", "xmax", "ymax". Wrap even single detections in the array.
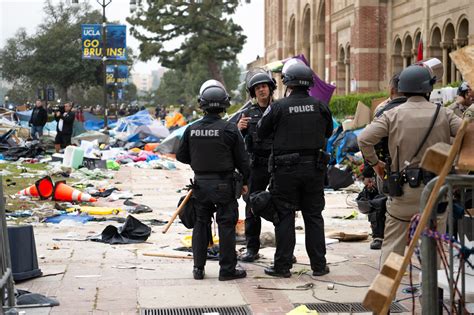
[
  {"xmin": 237, "ymin": 72, "xmax": 275, "ymax": 262},
  {"xmin": 177, "ymin": 80, "xmax": 250, "ymax": 281},
  {"xmin": 257, "ymin": 61, "xmax": 333, "ymax": 277}
]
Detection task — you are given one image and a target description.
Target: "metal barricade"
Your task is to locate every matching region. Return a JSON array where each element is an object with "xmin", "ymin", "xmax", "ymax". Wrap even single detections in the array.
[
  {"xmin": 420, "ymin": 174, "xmax": 474, "ymax": 315},
  {"xmin": 0, "ymin": 176, "xmax": 15, "ymax": 310}
]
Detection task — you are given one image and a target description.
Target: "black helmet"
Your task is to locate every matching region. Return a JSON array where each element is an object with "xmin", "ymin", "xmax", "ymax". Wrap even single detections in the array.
[
  {"xmin": 282, "ymin": 60, "xmax": 314, "ymax": 88},
  {"xmin": 246, "ymin": 72, "xmax": 276, "ymax": 98},
  {"xmin": 398, "ymin": 65, "xmax": 436, "ymax": 94},
  {"xmin": 198, "ymin": 80, "xmax": 230, "ymax": 109},
  {"xmin": 457, "ymin": 81, "xmax": 470, "ymax": 96},
  {"xmin": 249, "ymin": 191, "xmax": 279, "ymax": 225}
]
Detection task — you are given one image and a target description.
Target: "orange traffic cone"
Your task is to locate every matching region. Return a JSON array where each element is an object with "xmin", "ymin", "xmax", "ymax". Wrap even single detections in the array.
[
  {"xmin": 17, "ymin": 184, "xmax": 39, "ymax": 197},
  {"xmin": 35, "ymin": 176, "xmax": 54, "ymax": 200},
  {"xmin": 53, "ymin": 182, "xmax": 97, "ymax": 202}
]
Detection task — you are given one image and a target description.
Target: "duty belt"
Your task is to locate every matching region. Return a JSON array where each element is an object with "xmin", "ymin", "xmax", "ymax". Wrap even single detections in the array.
[{"xmin": 194, "ymin": 172, "xmax": 234, "ymax": 180}]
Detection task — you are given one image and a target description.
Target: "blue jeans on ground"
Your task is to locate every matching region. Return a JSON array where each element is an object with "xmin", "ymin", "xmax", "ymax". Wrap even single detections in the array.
[{"xmin": 31, "ymin": 126, "xmax": 44, "ymax": 140}]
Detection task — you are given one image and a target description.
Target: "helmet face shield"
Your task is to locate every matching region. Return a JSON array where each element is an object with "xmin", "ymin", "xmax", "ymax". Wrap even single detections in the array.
[
  {"xmin": 415, "ymin": 58, "xmax": 443, "ymax": 82},
  {"xmin": 198, "ymin": 80, "xmax": 230, "ymax": 109},
  {"xmin": 281, "ymin": 58, "xmax": 305, "ymax": 76},
  {"xmin": 282, "ymin": 59, "xmax": 314, "ymax": 88},
  {"xmin": 199, "ymin": 79, "xmax": 226, "ymax": 96}
]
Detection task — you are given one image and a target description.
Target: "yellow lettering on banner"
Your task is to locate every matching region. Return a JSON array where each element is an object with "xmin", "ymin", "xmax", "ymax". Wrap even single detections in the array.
[
  {"xmin": 83, "ymin": 39, "xmax": 100, "ymax": 48},
  {"xmin": 105, "ymin": 48, "xmax": 125, "ymax": 57}
]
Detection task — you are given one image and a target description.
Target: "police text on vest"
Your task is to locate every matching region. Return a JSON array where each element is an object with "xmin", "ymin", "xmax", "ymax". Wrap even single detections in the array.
[
  {"xmin": 190, "ymin": 129, "xmax": 220, "ymax": 137},
  {"xmin": 288, "ymin": 105, "xmax": 315, "ymax": 114}
]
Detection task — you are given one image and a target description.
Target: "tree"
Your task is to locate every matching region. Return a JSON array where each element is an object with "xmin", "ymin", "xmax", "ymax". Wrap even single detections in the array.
[
  {"xmin": 155, "ymin": 60, "xmax": 242, "ymax": 108},
  {"xmin": 128, "ymin": 0, "xmax": 246, "ymax": 83}
]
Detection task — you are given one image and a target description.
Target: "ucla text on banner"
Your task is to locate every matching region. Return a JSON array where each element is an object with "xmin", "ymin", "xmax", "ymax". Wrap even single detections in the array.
[
  {"xmin": 82, "ymin": 24, "xmax": 127, "ymax": 60},
  {"xmin": 106, "ymin": 65, "xmax": 129, "ymax": 85}
]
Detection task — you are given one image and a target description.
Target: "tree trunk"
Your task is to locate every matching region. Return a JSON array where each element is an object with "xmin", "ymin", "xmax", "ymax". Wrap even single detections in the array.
[
  {"xmin": 207, "ymin": 58, "xmax": 225, "ymax": 86},
  {"xmin": 59, "ymin": 86, "xmax": 68, "ymax": 103}
]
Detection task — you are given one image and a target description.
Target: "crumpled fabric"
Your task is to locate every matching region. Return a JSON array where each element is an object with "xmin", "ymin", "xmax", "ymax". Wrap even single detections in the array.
[{"xmin": 88, "ymin": 215, "xmax": 151, "ymax": 244}]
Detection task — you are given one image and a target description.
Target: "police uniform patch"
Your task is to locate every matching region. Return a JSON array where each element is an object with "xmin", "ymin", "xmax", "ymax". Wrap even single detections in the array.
[
  {"xmin": 190, "ymin": 129, "xmax": 220, "ymax": 137},
  {"xmin": 288, "ymin": 104, "xmax": 315, "ymax": 114}
]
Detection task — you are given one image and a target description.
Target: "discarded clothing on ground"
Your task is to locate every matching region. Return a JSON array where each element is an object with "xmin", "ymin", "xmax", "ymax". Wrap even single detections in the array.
[
  {"xmin": 16, "ymin": 289, "xmax": 60, "ymax": 307},
  {"xmin": 1, "ymin": 143, "xmax": 44, "ymax": 161},
  {"xmin": 88, "ymin": 215, "xmax": 151, "ymax": 244},
  {"xmin": 91, "ymin": 187, "xmax": 119, "ymax": 198},
  {"xmin": 124, "ymin": 199, "xmax": 153, "ymax": 214}
]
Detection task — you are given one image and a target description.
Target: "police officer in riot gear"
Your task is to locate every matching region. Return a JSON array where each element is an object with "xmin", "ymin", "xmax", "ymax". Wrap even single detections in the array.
[
  {"xmin": 177, "ymin": 80, "xmax": 250, "ymax": 281},
  {"xmin": 257, "ymin": 60, "xmax": 333, "ymax": 277},
  {"xmin": 448, "ymin": 81, "xmax": 472, "ymax": 117},
  {"xmin": 237, "ymin": 72, "xmax": 275, "ymax": 262},
  {"xmin": 358, "ymin": 60, "xmax": 461, "ymax": 264},
  {"xmin": 359, "ymin": 73, "xmax": 406, "ymax": 250}
]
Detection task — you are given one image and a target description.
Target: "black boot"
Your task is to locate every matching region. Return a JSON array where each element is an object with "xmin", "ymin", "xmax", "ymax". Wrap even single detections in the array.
[
  {"xmin": 193, "ymin": 267, "xmax": 205, "ymax": 280},
  {"xmin": 240, "ymin": 250, "xmax": 259, "ymax": 262},
  {"xmin": 370, "ymin": 239, "xmax": 383, "ymax": 250},
  {"xmin": 312, "ymin": 265, "xmax": 330, "ymax": 276},
  {"xmin": 219, "ymin": 267, "xmax": 247, "ymax": 281},
  {"xmin": 264, "ymin": 266, "xmax": 291, "ymax": 278}
]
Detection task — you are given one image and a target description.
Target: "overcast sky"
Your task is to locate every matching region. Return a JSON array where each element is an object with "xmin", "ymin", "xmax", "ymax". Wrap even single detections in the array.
[{"xmin": 0, "ymin": 0, "xmax": 264, "ymax": 74}]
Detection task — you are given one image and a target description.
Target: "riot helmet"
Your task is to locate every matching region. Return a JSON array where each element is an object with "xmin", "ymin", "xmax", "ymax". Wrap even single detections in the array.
[
  {"xmin": 246, "ymin": 72, "xmax": 276, "ymax": 98},
  {"xmin": 457, "ymin": 81, "xmax": 470, "ymax": 97},
  {"xmin": 398, "ymin": 64, "xmax": 437, "ymax": 94},
  {"xmin": 281, "ymin": 59, "xmax": 314, "ymax": 88},
  {"xmin": 198, "ymin": 80, "xmax": 230, "ymax": 110}
]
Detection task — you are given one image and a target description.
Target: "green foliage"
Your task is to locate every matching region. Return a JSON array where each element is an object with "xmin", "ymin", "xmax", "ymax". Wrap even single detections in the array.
[
  {"xmin": 128, "ymin": 0, "xmax": 246, "ymax": 83},
  {"xmin": 226, "ymin": 102, "xmax": 242, "ymax": 115},
  {"xmin": 155, "ymin": 60, "xmax": 242, "ymax": 107},
  {"xmin": 446, "ymin": 81, "xmax": 461, "ymax": 88},
  {"xmin": 329, "ymin": 92, "xmax": 388, "ymax": 119}
]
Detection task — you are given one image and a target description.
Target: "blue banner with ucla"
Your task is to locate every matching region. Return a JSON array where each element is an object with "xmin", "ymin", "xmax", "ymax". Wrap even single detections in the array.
[
  {"xmin": 106, "ymin": 65, "xmax": 129, "ymax": 85},
  {"xmin": 82, "ymin": 24, "xmax": 127, "ymax": 60}
]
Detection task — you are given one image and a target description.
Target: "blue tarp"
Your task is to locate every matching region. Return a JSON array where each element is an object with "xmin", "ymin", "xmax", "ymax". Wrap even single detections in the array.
[
  {"xmin": 326, "ymin": 126, "xmax": 363, "ymax": 164},
  {"xmin": 115, "ymin": 110, "xmax": 154, "ymax": 132},
  {"xmin": 16, "ymin": 110, "xmax": 32, "ymax": 122}
]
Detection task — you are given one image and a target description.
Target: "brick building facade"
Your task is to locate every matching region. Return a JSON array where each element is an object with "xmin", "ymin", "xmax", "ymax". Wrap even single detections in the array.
[{"xmin": 264, "ymin": 0, "xmax": 473, "ymax": 96}]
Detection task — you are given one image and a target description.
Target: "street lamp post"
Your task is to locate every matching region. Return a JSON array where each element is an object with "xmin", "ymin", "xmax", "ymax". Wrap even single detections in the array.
[
  {"xmin": 4, "ymin": 96, "xmax": 9, "ymax": 108},
  {"xmin": 72, "ymin": 0, "xmax": 140, "ymax": 128},
  {"xmin": 98, "ymin": 0, "xmax": 112, "ymax": 129}
]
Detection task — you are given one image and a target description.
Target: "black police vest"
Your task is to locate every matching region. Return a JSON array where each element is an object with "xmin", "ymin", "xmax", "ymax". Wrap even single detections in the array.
[
  {"xmin": 188, "ymin": 119, "xmax": 234, "ymax": 172},
  {"xmin": 244, "ymin": 104, "xmax": 272, "ymax": 154},
  {"xmin": 273, "ymin": 96, "xmax": 328, "ymax": 153}
]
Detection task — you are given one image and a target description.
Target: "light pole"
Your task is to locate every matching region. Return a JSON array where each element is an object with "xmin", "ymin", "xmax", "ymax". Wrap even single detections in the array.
[
  {"xmin": 4, "ymin": 96, "xmax": 8, "ymax": 108},
  {"xmin": 72, "ymin": 0, "xmax": 139, "ymax": 128}
]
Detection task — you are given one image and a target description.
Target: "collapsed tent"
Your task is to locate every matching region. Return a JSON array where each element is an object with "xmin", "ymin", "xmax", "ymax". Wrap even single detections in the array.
[
  {"xmin": 72, "ymin": 131, "xmax": 110, "ymax": 145},
  {"xmin": 165, "ymin": 112, "xmax": 187, "ymax": 130},
  {"xmin": 82, "ymin": 112, "xmax": 118, "ymax": 131},
  {"xmin": 114, "ymin": 110, "xmax": 169, "ymax": 142},
  {"xmin": 155, "ymin": 119, "xmax": 199, "ymax": 154},
  {"xmin": 326, "ymin": 126, "xmax": 363, "ymax": 165}
]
